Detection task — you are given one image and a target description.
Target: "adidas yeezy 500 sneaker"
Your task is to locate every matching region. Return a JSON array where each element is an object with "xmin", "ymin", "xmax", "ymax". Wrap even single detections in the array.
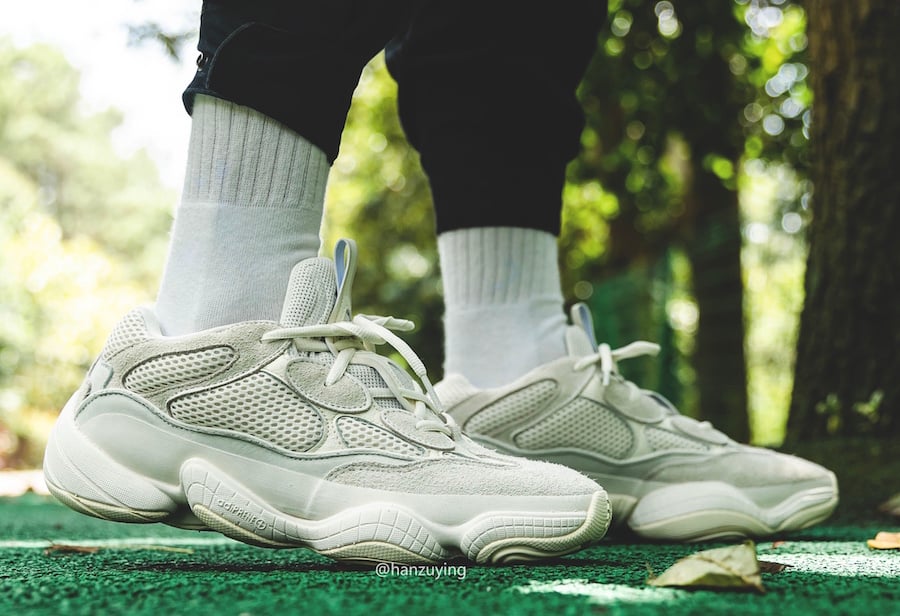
[
  {"xmin": 438, "ymin": 303, "xmax": 838, "ymax": 542},
  {"xmin": 42, "ymin": 240, "xmax": 610, "ymax": 565}
]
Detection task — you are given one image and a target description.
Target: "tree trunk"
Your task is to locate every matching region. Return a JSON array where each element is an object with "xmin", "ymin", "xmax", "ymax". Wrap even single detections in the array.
[
  {"xmin": 683, "ymin": 161, "xmax": 750, "ymax": 442},
  {"xmin": 787, "ymin": 1, "xmax": 900, "ymax": 441},
  {"xmin": 674, "ymin": 1, "xmax": 750, "ymax": 442}
]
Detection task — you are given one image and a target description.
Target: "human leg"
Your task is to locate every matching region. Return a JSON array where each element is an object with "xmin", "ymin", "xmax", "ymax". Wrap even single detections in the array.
[
  {"xmin": 154, "ymin": 95, "xmax": 329, "ymax": 335},
  {"xmin": 386, "ymin": 0, "xmax": 605, "ymax": 386},
  {"xmin": 43, "ymin": 0, "xmax": 612, "ymax": 563},
  {"xmin": 389, "ymin": 1, "xmax": 837, "ymax": 541},
  {"xmin": 156, "ymin": 0, "xmax": 406, "ymax": 335}
]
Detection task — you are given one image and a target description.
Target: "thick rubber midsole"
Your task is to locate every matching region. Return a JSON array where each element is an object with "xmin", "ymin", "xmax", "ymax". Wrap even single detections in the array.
[
  {"xmin": 625, "ymin": 477, "xmax": 838, "ymax": 540},
  {"xmin": 43, "ymin": 390, "xmax": 606, "ymax": 556},
  {"xmin": 469, "ymin": 437, "xmax": 838, "ymax": 540}
]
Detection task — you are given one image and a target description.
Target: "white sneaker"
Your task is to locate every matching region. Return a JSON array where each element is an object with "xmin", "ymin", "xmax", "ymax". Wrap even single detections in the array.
[
  {"xmin": 438, "ymin": 303, "xmax": 839, "ymax": 542},
  {"xmin": 42, "ymin": 240, "xmax": 610, "ymax": 564}
]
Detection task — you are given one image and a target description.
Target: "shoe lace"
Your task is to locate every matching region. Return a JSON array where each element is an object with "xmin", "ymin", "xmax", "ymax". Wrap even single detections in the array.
[
  {"xmin": 574, "ymin": 341, "xmax": 662, "ymax": 386},
  {"xmin": 261, "ymin": 314, "xmax": 454, "ymax": 437},
  {"xmin": 575, "ymin": 340, "xmax": 718, "ymax": 430}
]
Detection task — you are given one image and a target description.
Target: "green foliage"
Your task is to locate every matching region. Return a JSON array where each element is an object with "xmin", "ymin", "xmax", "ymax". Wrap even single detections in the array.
[
  {"xmin": 0, "ymin": 0, "xmax": 821, "ymax": 469},
  {"xmin": 319, "ymin": 3, "xmax": 816, "ymax": 443},
  {"xmin": 561, "ymin": 0, "xmax": 812, "ymax": 441},
  {"xmin": 323, "ymin": 55, "xmax": 444, "ymax": 376},
  {"xmin": 740, "ymin": 161, "xmax": 807, "ymax": 445},
  {"xmin": 0, "ymin": 40, "xmax": 175, "ymax": 467}
]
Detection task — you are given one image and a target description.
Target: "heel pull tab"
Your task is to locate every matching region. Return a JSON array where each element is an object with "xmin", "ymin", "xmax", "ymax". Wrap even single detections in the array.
[
  {"xmin": 330, "ymin": 238, "xmax": 358, "ymax": 323},
  {"xmin": 570, "ymin": 302, "xmax": 599, "ymax": 352}
]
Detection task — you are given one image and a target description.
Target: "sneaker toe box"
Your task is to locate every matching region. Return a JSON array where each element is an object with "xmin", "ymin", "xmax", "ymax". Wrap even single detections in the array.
[
  {"xmin": 649, "ymin": 445, "xmax": 836, "ymax": 489},
  {"xmin": 326, "ymin": 456, "xmax": 604, "ymax": 497}
]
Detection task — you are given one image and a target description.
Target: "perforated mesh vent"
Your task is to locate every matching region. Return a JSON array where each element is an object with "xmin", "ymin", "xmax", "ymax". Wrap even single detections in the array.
[
  {"xmin": 466, "ymin": 380, "xmax": 558, "ymax": 435},
  {"xmin": 169, "ymin": 373, "xmax": 324, "ymax": 452},
  {"xmin": 346, "ymin": 363, "xmax": 389, "ymax": 390},
  {"xmin": 646, "ymin": 427, "xmax": 710, "ymax": 452},
  {"xmin": 125, "ymin": 347, "xmax": 235, "ymax": 395},
  {"xmin": 336, "ymin": 416, "xmax": 421, "ymax": 456},
  {"xmin": 515, "ymin": 397, "xmax": 634, "ymax": 458},
  {"xmin": 347, "ymin": 360, "xmax": 405, "ymax": 410},
  {"xmin": 101, "ymin": 311, "xmax": 149, "ymax": 359},
  {"xmin": 302, "ymin": 352, "xmax": 406, "ymax": 410},
  {"xmin": 375, "ymin": 397, "xmax": 404, "ymax": 410}
]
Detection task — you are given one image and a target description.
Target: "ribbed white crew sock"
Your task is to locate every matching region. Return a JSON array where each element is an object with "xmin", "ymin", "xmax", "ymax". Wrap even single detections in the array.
[
  {"xmin": 438, "ymin": 226, "xmax": 568, "ymax": 388},
  {"xmin": 155, "ymin": 95, "xmax": 329, "ymax": 335}
]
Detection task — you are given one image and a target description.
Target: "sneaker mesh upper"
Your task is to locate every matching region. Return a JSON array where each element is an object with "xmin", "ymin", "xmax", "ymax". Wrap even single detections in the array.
[
  {"xmin": 514, "ymin": 397, "xmax": 634, "ymax": 458},
  {"xmin": 168, "ymin": 372, "xmax": 324, "ymax": 452},
  {"xmin": 280, "ymin": 259, "xmax": 335, "ymax": 327},
  {"xmin": 336, "ymin": 416, "xmax": 422, "ymax": 456},
  {"xmin": 101, "ymin": 311, "xmax": 150, "ymax": 360},
  {"xmin": 124, "ymin": 347, "xmax": 235, "ymax": 396},
  {"xmin": 465, "ymin": 380, "xmax": 558, "ymax": 435},
  {"xmin": 645, "ymin": 426, "xmax": 710, "ymax": 452},
  {"xmin": 302, "ymin": 351, "xmax": 405, "ymax": 410},
  {"xmin": 75, "ymin": 243, "xmax": 611, "ymax": 511}
]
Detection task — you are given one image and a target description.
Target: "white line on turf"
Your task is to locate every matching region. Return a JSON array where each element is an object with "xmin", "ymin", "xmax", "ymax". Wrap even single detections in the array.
[{"xmin": 0, "ymin": 537, "xmax": 239, "ymax": 549}]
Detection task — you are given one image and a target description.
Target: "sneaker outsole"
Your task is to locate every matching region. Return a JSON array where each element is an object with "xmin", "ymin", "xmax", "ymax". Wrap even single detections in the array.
[
  {"xmin": 43, "ymin": 395, "xmax": 611, "ymax": 565},
  {"xmin": 625, "ymin": 476, "xmax": 839, "ymax": 541},
  {"xmin": 46, "ymin": 456, "xmax": 610, "ymax": 565}
]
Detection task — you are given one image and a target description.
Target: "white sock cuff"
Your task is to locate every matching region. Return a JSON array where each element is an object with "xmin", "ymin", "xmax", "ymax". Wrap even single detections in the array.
[
  {"xmin": 184, "ymin": 95, "xmax": 329, "ymax": 211},
  {"xmin": 438, "ymin": 226, "xmax": 563, "ymax": 307}
]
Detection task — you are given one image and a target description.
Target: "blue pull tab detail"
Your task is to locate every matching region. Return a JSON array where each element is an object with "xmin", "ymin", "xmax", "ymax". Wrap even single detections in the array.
[
  {"xmin": 331, "ymin": 238, "xmax": 358, "ymax": 323},
  {"xmin": 573, "ymin": 302, "xmax": 599, "ymax": 352},
  {"xmin": 334, "ymin": 238, "xmax": 353, "ymax": 292}
]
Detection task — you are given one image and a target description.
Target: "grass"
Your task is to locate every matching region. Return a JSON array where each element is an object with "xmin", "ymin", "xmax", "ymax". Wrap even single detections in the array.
[
  {"xmin": 1, "ymin": 489, "xmax": 898, "ymax": 616},
  {"xmin": 1, "ymin": 436, "xmax": 896, "ymax": 615}
]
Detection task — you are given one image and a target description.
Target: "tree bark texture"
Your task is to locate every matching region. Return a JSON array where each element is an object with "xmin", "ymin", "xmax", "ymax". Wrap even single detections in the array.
[
  {"xmin": 675, "ymin": 1, "xmax": 750, "ymax": 441},
  {"xmin": 683, "ymin": 161, "xmax": 750, "ymax": 442},
  {"xmin": 788, "ymin": 0, "xmax": 900, "ymax": 440}
]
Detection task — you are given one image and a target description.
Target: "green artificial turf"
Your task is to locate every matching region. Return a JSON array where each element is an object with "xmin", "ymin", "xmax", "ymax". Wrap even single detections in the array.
[{"xmin": 1, "ymin": 493, "xmax": 898, "ymax": 616}]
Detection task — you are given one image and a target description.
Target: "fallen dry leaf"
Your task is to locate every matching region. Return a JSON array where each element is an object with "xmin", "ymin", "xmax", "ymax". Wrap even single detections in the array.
[
  {"xmin": 42, "ymin": 542, "xmax": 194, "ymax": 555},
  {"xmin": 867, "ymin": 531, "xmax": 900, "ymax": 550},
  {"xmin": 44, "ymin": 543, "xmax": 101, "ymax": 556},
  {"xmin": 647, "ymin": 540, "xmax": 765, "ymax": 593},
  {"xmin": 758, "ymin": 560, "xmax": 792, "ymax": 574}
]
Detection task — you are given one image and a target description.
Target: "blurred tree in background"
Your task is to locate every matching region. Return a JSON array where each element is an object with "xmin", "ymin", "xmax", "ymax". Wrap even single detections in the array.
[
  {"xmin": 0, "ymin": 40, "xmax": 174, "ymax": 467},
  {"xmin": 322, "ymin": 59, "xmax": 443, "ymax": 378},
  {"xmin": 564, "ymin": 0, "xmax": 812, "ymax": 443},
  {"xmin": 570, "ymin": 0, "xmax": 753, "ymax": 441},
  {"xmin": 787, "ymin": 0, "xmax": 900, "ymax": 441},
  {"xmin": 5, "ymin": 0, "xmax": 894, "ymax": 469},
  {"xmin": 329, "ymin": 1, "xmax": 814, "ymax": 449}
]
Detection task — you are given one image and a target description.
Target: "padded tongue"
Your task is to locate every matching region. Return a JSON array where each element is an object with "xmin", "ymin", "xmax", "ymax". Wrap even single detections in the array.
[
  {"xmin": 277, "ymin": 239, "xmax": 420, "ymax": 411},
  {"xmin": 279, "ymin": 239, "xmax": 359, "ymax": 327}
]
